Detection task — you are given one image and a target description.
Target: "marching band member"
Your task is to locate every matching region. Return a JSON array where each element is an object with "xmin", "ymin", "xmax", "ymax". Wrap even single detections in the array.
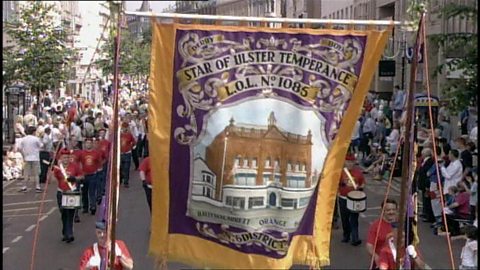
[
  {"xmin": 96, "ymin": 128, "xmax": 111, "ymax": 204},
  {"xmin": 79, "ymin": 221, "xmax": 133, "ymax": 270},
  {"xmin": 52, "ymin": 149, "xmax": 83, "ymax": 243},
  {"xmin": 378, "ymin": 227, "xmax": 426, "ymax": 270},
  {"xmin": 138, "ymin": 156, "xmax": 152, "ymax": 213},
  {"xmin": 338, "ymin": 154, "xmax": 365, "ymax": 246},
  {"xmin": 79, "ymin": 138, "xmax": 103, "ymax": 215},
  {"xmin": 120, "ymin": 122, "xmax": 136, "ymax": 188}
]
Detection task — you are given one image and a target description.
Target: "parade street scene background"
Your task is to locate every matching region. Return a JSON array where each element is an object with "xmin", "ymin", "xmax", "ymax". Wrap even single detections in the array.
[{"xmin": 2, "ymin": 1, "xmax": 477, "ymax": 270}]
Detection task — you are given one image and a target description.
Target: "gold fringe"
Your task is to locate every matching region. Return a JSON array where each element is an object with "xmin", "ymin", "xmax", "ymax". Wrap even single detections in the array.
[{"xmin": 154, "ymin": 256, "xmax": 168, "ymax": 270}]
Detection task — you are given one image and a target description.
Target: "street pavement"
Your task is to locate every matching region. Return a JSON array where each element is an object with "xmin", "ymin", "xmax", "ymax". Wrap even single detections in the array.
[{"xmin": 3, "ymin": 165, "xmax": 463, "ymax": 269}]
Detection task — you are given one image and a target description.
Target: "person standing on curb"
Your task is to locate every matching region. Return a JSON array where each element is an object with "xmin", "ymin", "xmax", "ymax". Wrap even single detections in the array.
[{"xmin": 18, "ymin": 126, "xmax": 43, "ymax": 193}]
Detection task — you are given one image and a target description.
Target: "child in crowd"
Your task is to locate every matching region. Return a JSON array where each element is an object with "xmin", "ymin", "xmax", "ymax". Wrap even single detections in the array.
[
  {"xmin": 3, "ymin": 151, "xmax": 14, "ymax": 181},
  {"xmin": 7, "ymin": 146, "xmax": 23, "ymax": 179},
  {"xmin": 459, "ymin": 226, "xmax": 477, "ymax": 270},
  {"xmin": 446, "ymin": 186, "xmax": 458, "ymax": 206}
]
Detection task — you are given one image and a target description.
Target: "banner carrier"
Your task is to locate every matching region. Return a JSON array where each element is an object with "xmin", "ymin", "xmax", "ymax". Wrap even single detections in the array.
[{"xmin": 125, "ymin": 11, "xmax": 407, "ymax": 27}]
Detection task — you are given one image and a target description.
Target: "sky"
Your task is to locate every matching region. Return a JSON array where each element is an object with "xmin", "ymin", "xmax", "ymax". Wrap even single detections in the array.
[
  {"xmin": 194, "ymin": 98, "xmax": 329, "ymax": 172},
  {"xmin": 125, "ymin": 1, "xmax": 176, "ymax": 12}
]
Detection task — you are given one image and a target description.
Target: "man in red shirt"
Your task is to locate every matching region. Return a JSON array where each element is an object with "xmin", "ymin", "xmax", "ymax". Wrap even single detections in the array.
[
  {"xmin": 366, "ymin": 198, "xmax": 398, "ymax": 269},
  {"xmin": 96, "ymin": 129, "xmax": 111, "ymax": 204},
  {"xmin": 120, "ymin": 122, "xmax": 136, "ymax": 188},
  {"xmin": 52, "ymin": 150, "xmax": 84, "ymax": 243},
  {"xmin": 338, "ymin": 154, "xmax": 365, "ymax": 246},
  {"xmin": 79, "ymin": 138, "xmax": 103, "ymax": 215},
  {"xmin": 377, "ymin": 228, "xmax": 426, "ymax": 270},
  {"xmin": 139, "ymin": 156, "xmax": 152, "ymax": 213},
  {"xmin": 79, "ymin": 221, "xmax": 133, "ymax": 270}
]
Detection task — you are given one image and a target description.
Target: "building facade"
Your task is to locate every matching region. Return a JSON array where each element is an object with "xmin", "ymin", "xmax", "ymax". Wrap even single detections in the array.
[
  {"xmin": 205, "ymin": 112, "xmax": 314, "ymax": 201},
  {"xmin": 176, "ymin": 1, "xmax": 217, "ymax": 14},
  {"xmin": 76, "ymin": 1, "xmax": 110, "ymax": 104},
  {"xmin": 126, "ymin": 0, "xmax": 152, "ymax": 40}
]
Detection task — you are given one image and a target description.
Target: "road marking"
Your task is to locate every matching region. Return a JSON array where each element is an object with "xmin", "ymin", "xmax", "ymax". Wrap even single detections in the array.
[
  {"xmin": 3, "ymin": 207, "xmax": 38, "ymax": 212},
  {"xmin": 3, "ymin": 178, "xmax": 18, "ymax": 188},
  {"xmin": 26, "ymin": 225, "xmax": 36, "ymax": 232},
  {"xmin": 4, "ymin": 207, "xmax": 57, "ymax": 218},
  {"xmin": 3, "ymin": 247, "xmax": 10, "ymax": 254},
  {"xmin": 39, "ymin": 207, "xmax": 57, "ymax": 221},
  {"xmin": 11, "ymin": 236, "xmax": 22, "ymax": 243},
  {"xmin": 4, "ymin": 200, "xmax": 53, "ymax": 206}
]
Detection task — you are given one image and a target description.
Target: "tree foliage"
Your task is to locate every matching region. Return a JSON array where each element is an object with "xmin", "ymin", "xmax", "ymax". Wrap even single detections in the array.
[
  {"xmin": 3, "ymin": 2, "xmax": 77, "ymax": 96},
  {"xmin": 96, "ymin": 13, "xmax": 152, "ymax": 79},
  {"xmin": 429, "ymin": 2, "xmax": 478, "ymax": 112}
]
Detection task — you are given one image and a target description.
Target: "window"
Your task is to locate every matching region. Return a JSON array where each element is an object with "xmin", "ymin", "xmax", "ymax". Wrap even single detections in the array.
[
  {"xmin": 274, "ymin": 159, "xmax": 279, "ymax": 168},
  {"xmin": 265, "ymin": 158, "xmax": 271, "ymax": 168},
  {"xmin": 263, "ymin": 173, "xmax": 271, "ymax": 184},
  {"xmin": 202, "ymin": 174, "xmax": 213, "ymax": 184},
  {"xmin": 226, "ymin": 196, "xmax": 233, "ymax": 206},
  {"xmin": 252, "ymin": 158, "xmax": 257, "ymax": 168},
  {"xmin": 287, "ymin": 176, "xmax": 306, "ymax": 188},
  {"xmin": 299, "ymin": 197, "xmax": 310, "ymax": 207},
  {"xmin": 281, "ymin": 198, "xmax": 295, "ymax": 208},
  {"xmin": 287, "ymin": 162, "xmax": 292, "ymax": 171},
  {"xmin": 234, "ymin": 156, "xmax": 240, "ymax": 167},
  {"xmin": 234, "ymin": 173, "xmax": 256, "ymax": 186},
  {"xmin": 248, "ymin": 197, "xmax": 264, "ymax": 208},
  {"xmin": 243, "ymin": 158, "xmax": 248, "ymax": 167},
  {"xmin": 295, "ymin": 163, "xmax": 300, "ymax": 171},
  {"xmin": 203, "ymin": 187, "xmax": 212, "ymax": 198},
  {"xmin": 302, "ymin": 164, "xmax": 306, "ymax": 171},
  {"xmin": 232, "ymin": 197, "xmax": 245, "ymax": 209},
  {"xmin": 274, "ymin": 174, "xmax": 281, "ymax": 183}
]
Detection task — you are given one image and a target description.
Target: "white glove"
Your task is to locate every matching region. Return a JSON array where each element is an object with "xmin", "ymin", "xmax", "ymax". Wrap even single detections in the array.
[
  {"xmin": 115, "ymin": 243, "xmax": 123, "ymax": 257},
  {"xmin": 407, "ymin": 245, "xmax": 417, "ymax": 258},
  {"xmin": 86, "ymin": 255, "xmax": 101, "ymax": 268}
]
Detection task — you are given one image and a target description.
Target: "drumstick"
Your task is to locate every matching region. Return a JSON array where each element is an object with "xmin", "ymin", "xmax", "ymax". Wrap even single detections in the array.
[{"xmin": 343, "ymin": 167, "xmax": 358, "ymax": 190}]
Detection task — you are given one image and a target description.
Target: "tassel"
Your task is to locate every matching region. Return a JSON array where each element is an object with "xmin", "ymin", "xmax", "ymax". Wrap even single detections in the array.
[{"xmin": 155, "ymin": 256, "xmax": 168, "ymax": 270}]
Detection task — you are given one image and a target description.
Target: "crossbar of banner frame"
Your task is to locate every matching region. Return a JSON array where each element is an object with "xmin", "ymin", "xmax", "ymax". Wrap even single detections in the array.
[{"xmin": 125, "ymin": 11, "xmax": 407, "ymax": 27}]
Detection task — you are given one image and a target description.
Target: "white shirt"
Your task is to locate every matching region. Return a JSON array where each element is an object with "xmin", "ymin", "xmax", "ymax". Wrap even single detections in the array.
[
  {"xmin": 370, "ymin": 107, "xmax": 379, "ymax": 121},
  {"xmin": 42, "ymin": 133, "xmax": 54, "ymax": 152},
  {"xmin": 129, "ymin": 120, "xmax": 139, "ymax": 138},
  {"xmin": 440, "ymin": 159, "xmax": 463, "ymax": 194},
  {"xmin": 351, "ymin": 120, "xmax": 360, "ymax": 140},
  {"xmin": 19, "ymin": 135, "xmax": 43, "ymax": 161},
  {"xmin": 70, "ymin": 124, "xmax": 83, "ymax": 142},
  {"xmin": 461, "ymin": 239, "xmax": 477, "ymax": 267},
  {"xmin": 51, "ymin": 127, "xmax": 62, "ymax": 143},
  {"xmin": 363, "ymin": 118, "xmax": 376, "ymax": 134},
  {"xmin": 469, "ymin": 127, "xmax": 477, "ymax": 143},
  {"xmin": 386, "ymin": 129, "xmax": 400, "ymax": 144}
]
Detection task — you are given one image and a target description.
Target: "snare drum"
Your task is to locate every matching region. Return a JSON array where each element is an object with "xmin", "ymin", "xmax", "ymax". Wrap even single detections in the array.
[
  {"xmin": 346, "ymin": 190, "xmax": 367, "ymax": 213},
  {"xmin": 61, "ymin": 191, "xmax": 82, "ymax": 209}
]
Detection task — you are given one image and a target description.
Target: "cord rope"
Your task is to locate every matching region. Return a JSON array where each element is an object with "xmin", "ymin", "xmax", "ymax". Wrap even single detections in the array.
[
  {"xmin": 29, "ymin": 141, "xmax": 63, "ymax": 270},
  {"xmin": 421, "ymin": 13, "xmax": 456, "ymax": 270},
  {"xmin": 368, "ymin": 136, "xmax": 404, "ymax": 270}
]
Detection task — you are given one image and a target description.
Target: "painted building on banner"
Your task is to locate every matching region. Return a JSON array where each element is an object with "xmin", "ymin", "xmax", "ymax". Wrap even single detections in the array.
[{"xmin": 191, "ymin": 112, "xmax": 319, "ymax": 211}]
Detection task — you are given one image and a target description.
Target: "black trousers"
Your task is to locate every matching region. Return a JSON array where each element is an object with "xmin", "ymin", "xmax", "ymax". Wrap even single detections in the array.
[
  {"xmin": 56, "ymin": 191, "xmax": 75, "ymax": 238},
  {"xmin": 143, "ymin": 137, "xmax": 149, "ymax": 157},
  {"xmin": 143, "ymin": 185, "xmax": 152, "ymax": 214},
  {"xmin": 136, "ymin": 135, "xmax": 145, "ymax": 159},
  {"xmin": 338, "ymin": 197, "xmax": 360, "ymax": 242},
  {"xmin": 131, "ymin": 147, "xmax": 139, "ymax": 170},
  {"xmin": 445, "ymin": 214, "xmax": 466, "ymax": 236},
  {"xmin": 421, "ymin": 190, "xmax": 434, "ymax": 221},
  {"xmin": 39, "ymin": 151, "xmax": 51, "ymax": 184}
]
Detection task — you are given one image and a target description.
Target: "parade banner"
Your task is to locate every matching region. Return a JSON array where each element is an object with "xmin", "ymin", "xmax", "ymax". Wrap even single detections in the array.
[{"xmin": 148, "ymin": 21, "xmax": 389, "ymax": 268}]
